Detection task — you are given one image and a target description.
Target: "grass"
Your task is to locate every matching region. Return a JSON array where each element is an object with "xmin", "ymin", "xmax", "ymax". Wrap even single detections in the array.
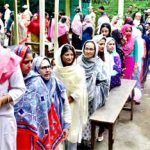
[{"xmin": 92, "ymin": 0, "xmax": 150, "ymax": 22}]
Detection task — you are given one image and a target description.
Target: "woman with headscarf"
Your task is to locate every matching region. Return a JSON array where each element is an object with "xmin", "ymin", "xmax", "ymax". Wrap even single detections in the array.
[
  {"xmin": 77, "ymin": 40, "xmax": 109, "ymax": 146},
  {"xmin": 121, "ymin": 24, "xmax": 138, "ymax": 79},
  {"xmin": 14, "ymin": 45, "xmax": 63, "ymax": 150},
  {"xmin": 54, "ymin": 44, "xmax": 88, "ymax": 150},
  {"xmin": 105, "ymin": 37, "xmax": 122, "ymax": 89},
  {"xmin": 81, "ymin": 15, "xmax": 93, "ymax": 47},
  {"xmin": 0, "ymin": 45, "xmax": 25, "ymax": 150},
  {"xmin": 32, "ymin": 56, "xmax": 71, "ymax": 150}
]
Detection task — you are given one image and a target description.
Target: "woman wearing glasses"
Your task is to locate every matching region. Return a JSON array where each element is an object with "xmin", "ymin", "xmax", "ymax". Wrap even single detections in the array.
[
  {"xmin": 77, "ymin": 40, "xmax": 109, "ymax": 147},
  {"xmin": 32, "ymin": 56, "xmax": 71, "ymax": 150},
  {"xmin": 14, "ymin": 45, "xmax": 64, "ymax": 150}
]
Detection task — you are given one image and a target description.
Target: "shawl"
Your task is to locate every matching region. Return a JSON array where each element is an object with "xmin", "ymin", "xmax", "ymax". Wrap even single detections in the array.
[
  {"xmin": 71, "ymin": 13, "xmax": 82, "ymax": 37},
  {"xmin": 54, "ymin": 44, "xmax": 88, "ymax": 143},
  {"xmin": 14, "ymin": 71, "xmax": 63, "ymax": 150},
  {"xmin": 78, "ymin": 40, "xmax": 109, "ymax": 108},
  {"xmin": 0, "ymin": 45, "xmax": 21, "ymax": 84},
  {"xmin": 28, "ymin": 14, "xmax": 40, "ymax": 35},
  {"xmin": 121, "ymin": 24, "xmax": 134, "ymax": 56},
  {"xmin": 32, "ymin": 56, "xmax": 70, "ymax": 129},
  {"xmin": 82, "ymin": 15, "xmax": 93, "ymax": 31}
]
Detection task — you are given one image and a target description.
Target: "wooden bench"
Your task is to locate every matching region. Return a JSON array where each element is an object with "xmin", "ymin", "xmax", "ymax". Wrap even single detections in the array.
[{"xmin": 90, "ymin": 79, "xmax": 136, "ymax": 150}]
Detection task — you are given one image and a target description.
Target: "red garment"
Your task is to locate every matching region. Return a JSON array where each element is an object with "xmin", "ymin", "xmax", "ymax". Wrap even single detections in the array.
[{"xmin": 17, "ymin": 103, "xmax": 63, "ymax": 150}]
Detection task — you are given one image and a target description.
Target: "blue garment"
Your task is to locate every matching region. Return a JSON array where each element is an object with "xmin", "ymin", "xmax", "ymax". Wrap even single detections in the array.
[
  {"xmin": 82, "ymin": 27, "xmax": 93, "ymax": 47},
  {"xmin": 14, "ymin": 71, "xmax": 60, "ymax": 149},
  {"xmin": 44, "ymin": 75, "xmax": 70, "ymax": 130}
]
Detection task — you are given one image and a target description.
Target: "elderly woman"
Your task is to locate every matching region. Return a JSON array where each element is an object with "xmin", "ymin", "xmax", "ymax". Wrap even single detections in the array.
[
  {"xmin": 32, "ymin": 56, "xmax": 71, "ymax": 149},
  {"xmin": 14, "ymin": 45, "xmax": 63, "ymax": 150},
  {"xmin": 77, "ymin": 40, "xmax": 109, "ymax": 146},
  {"xmin": 0, "ymin": 45, "xmax": 25, "ymax": 150},
  {"xmin": 54, "ymin": 44, "xmax": 88, "ymax": 150}
]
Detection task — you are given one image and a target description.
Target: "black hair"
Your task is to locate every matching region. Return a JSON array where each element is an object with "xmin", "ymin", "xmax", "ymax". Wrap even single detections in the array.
[
  {"xmin": 60, "ymin": 45, "xmax": 76, "ymax": 66},
  {"xmin": 99, "ymin": 6, "xmax": 105, "ymax": 10},
  {"xmin": 99, "ymin": 23, "xmax": 111, "ymax": 37},
  {"xmin": 83, "ymin": 41, "xmax": 96, "ymax": 57},
  {"xmin": 61, "ymin": 17, "xmax": 67, "ymax": 23},
  {"xmin": 23, "ymin": 47, "xmax": 33, "ymax": 60}
]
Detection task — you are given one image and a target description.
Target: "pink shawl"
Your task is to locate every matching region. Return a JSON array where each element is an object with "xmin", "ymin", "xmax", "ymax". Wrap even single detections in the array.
[
  {"xmin": 0, "ymin": 46, "xmax": 22, "ymax": 84},
  {"xmin": 121, "ymin": 24, "xmax": 134, "ymax": 56}
]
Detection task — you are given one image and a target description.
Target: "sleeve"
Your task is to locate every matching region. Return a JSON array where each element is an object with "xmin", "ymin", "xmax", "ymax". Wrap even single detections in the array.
[
  {"xmin": 8, "ymin": 65, "xmax": 26, "ymax": 104},
  {"xmin": 133, "ymin": 39, "xmax": 138, "ymax": 63},
  {"xmin": 61, "ymin": 91, "xmax": 71, "ymax": 129}
]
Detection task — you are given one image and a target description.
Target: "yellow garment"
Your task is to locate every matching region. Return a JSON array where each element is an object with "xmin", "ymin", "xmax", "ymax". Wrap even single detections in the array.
[{"xmin": 55, "ymin": 48, "xmax": 88, "ymax": 143}]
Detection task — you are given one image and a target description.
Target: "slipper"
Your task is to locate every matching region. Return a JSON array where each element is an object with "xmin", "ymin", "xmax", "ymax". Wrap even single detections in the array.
[{"xmin": 97, "ymin": 135, "xmax": 104, "ymax": 142}]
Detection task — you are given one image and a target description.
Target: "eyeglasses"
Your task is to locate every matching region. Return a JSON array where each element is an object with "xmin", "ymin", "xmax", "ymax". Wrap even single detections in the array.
[
  {"xmin": 85, "ymin": 48, "xmax": 95, "ymax": 51},
  {"xmin": 40, "ymin": 65, "xmax": 51, "ymax": 70}
]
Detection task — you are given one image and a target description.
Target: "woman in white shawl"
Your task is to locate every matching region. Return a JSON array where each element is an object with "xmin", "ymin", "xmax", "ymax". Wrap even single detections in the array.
[
  {"xmin": 54, "ymin": 44, "xmax": 88, "ymax": 150},
  {"xmin": 77, "ymin": 40, "xmax": 109, "ymax": 146}
]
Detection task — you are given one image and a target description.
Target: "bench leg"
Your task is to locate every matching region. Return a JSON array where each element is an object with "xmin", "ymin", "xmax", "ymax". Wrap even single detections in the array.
[
  {"xmin": 91, "ymin": 121, "xmax": 96, "ymax": 150},
  {"xmin": 108, "ymin": 124, "xmax": 114, "ymax": 150},
  {"xmin": 130, "ymin": 89, "xmax": 134, "ymax": 120}
]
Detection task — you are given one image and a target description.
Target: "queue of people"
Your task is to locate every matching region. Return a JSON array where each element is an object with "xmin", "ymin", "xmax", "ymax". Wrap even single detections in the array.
[{"xmin": 0, "ymin": 3, "xmax": 150, "ymax": 150}]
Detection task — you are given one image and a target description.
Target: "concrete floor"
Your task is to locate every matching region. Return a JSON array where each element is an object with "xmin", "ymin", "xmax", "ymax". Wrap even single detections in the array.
[{"xmin": 95, "ymin": 74, "xmax": 150, "ymax": 150}]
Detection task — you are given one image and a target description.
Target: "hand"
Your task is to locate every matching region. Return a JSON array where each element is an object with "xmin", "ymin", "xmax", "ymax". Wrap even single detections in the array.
[
  {"xmin": 62, "ymin": 128, "xmax": 69, "ymax": 140},
  {"xmin": 68, "ymin": 96, "xmax": 74, "ymax": 103}
]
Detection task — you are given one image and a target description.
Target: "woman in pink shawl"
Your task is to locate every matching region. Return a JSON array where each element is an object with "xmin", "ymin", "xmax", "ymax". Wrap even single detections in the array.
[
  {"xmin": 0, "ymin": 45, "xmax": 25, "ymax": 150},
  {"xmin": 121, "ymin": 24, "xmax": 138, "ymax": 79}
]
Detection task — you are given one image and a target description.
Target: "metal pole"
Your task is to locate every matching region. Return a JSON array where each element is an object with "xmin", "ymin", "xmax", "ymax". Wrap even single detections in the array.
[
  {"xmin": 39, "ymin": 0, "xmax": 45, "ymax": 56},
  {"xmin": 26, "ymin": 0, "xmax": 30, "ymax": 10},
  {"xmin": 14, "ymin": 0, "xmax": 19, "ymax": 44},
  {"xmin": 79, "ymin": 0, "xmax": 82, "ymax": 11},
  {"xmin": 118, "ymin": 0, "xmax": 124, "ymax": 18},
  {"xmin": 54, "ymin": 0, "xmax": 59, "ymax": 54}
]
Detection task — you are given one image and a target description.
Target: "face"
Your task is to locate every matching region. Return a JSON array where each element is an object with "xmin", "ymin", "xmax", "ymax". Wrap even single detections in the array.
[
  {"xmin": 20, "ymin": 53, "xmax": 33, "ymax": 76},
  {"xmin": 39, "ymin": 59, "xmax": 51, "ymax": 80},
  {"xmin": 61, "ymin": 50, "xmax": 74, "ymax": 66},
  {"xmin": 125, "ymin": 27, "xmax": 132, "ymax": 36},
  {"xmin": 107, "ymin": 40, "xmax": 115, "ymax": 53},
  {"xmin": 84, "ymin": 42, "xmax": 95, "ymax": 58},
  {"xmin": 101, "ymin": 27, "xmax": 109, "ymax": 37},
  {"xmin": 98, "ymin": 39, "xmax": 106, "ymax": 52},
  {"xmin": 128, "ymin": 6, "xmax": 133, "ymax": 12}
]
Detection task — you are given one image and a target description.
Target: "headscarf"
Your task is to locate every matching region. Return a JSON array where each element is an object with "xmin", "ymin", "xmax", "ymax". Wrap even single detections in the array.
[
  {"xmin": 15, "ymin": 45, "xmax": 30, "ymax": 59},
  {"xmin": 32, "ymin": 56, "xmax": 47, "ymax": 73},
  {"xmin": 82, "ymin": 15, "xmax": 93, "ymax": 31},
  {"xmin": 55, "ymin": 44, "xmax": 88, "ymax": 143},
  {"xmin": 0, "ymin": 45, "xmax": 21, "ymax": 83},
  {"xmin": 121, "ymin": 24, "xmax": 134, "ymax": 56},
  {"xmin": 78, "ymin": 40, "xmax": 109, "ymax": 105}
]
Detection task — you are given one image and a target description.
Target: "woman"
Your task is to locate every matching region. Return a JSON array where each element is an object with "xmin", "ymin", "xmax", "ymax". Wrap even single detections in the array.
[
  {"xmin": 105, "ymin": 37, "xmax": 122, "ymax": 89},
  {"xmin": 77, "ymin": 40, "xmax": 109, "ymax": 145},
  {"xmin": 93, "ymin": 34, "xmax": 106, "ymax": 61},
  {"xmin": 121, "ymin": 24, "xmax": 138, "ymax": 79},
  {"xmin": 32, "ymin": 56, "xmax": 71, "ymax": 149},
  {"xmin": 54, "ymin": 44, "xmax": 88, "ymax": 150},
  {"xmin": 98, "ymin": 23, "xmax": 111, "ymax": 37},
  {"xmin": 0, "ymin": 45, "xmax": 25, "ymax": 150},
  {"xmin": 81, "ymin": 15, "xmax": 93, "ymax": 47},
  {"xmin": 14, "ymin": 45, "xmax": 63, "ymax": 150}
]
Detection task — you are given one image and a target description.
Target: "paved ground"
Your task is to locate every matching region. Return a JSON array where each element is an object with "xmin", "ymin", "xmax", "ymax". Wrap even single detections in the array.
[{"xmin": 95, "ymin": 74, "xmax": 150, "ymax": 150}]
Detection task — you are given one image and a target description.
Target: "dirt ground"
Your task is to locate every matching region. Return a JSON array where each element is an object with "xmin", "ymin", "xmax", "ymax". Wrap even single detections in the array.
[{"xmin": 95, "ymin": 74, "xmax": 150, "ymax": 150}]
